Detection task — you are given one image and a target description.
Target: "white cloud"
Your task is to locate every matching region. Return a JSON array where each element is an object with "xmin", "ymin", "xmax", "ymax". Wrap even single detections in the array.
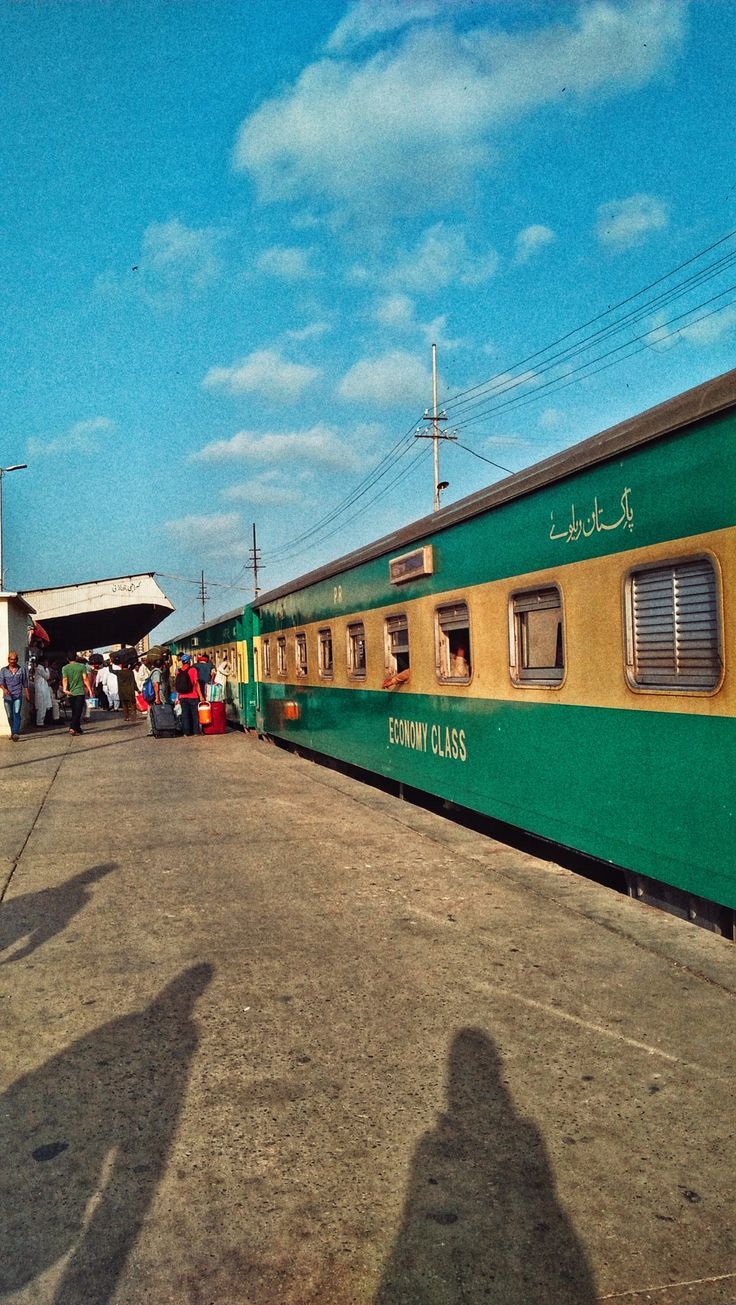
[
  {"xmin": 374, "ymin": 292, "xmax": 416, "ymax": 329},
  {"xmin": 234, "ymin": 2, "xmax": 685, "ymax": 216},
  {"xmin": 96, "ymin": 219, "xmax": 226, "ymax": 306},
  {"xmin": 191, "ymin": 423, "xmax": 362, "ymax": 471},
  {"xmin": 596, "ymin": 194, "xmax": 669, "ymax": 249},
  {"xmin": 284, "ymin": 320, "xmax": 332, "ymax": 341},
  {"xmin": 483, "ymin": 433, "xmax": 531, "ymax": 451},
  {"xmin": 163, "ymin": 512, "xmax": 242, "ymax": 555},
  {"xmin": 202, "ymin": 349, "xmax": 320, "ymax": 402},
  {"xmin": 326, "ymin": 0, "xmax": 443, "ymax": 52},
  {"xmin": 538, "ymin": 407, "xmax": 564, "ymax": 429},
  {"xmin": 256, "ymin": 244, "xmax": 316, "ymax": 280},
  {"xmin": 222, "ymin": 471, "xmax": 303, "ymax": 506},
  {"xmin": 373, "ymin": 294, "xmax": 461, "ymax": 350},
  {"xmin": 391, "ymin": 223, "xmax": 499, "ymax": 291},
  {"xmin": 647, "ymin": 302, "xmax": 736, "ymax": 350},
  {"xmin": 514, "ymin": 224, "xmax": 556, "ymax": 264},
  {"xmin": 678, "ymin": 303, "xmax": 736, "ymax": 345},
  {"xmin": 27, "ymin": 417, "xmax": 115, "ymax": 458},
  {"xmin": 337, "ymin": 349, "xmax": 433, "ymax": 406}
]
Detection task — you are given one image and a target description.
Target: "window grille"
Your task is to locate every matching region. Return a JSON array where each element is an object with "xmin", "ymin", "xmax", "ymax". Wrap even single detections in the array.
[
  {"xmin": 627, "ymin": 558, "xmax": 721, "ymax": 690},
  {"xmin": 263, "ymin": 639, "xmax": 271, "ymax": 677},
  {"xmin": 295, "ymin": 632, "xmax": 308, "ymax": 677},
  {"xmin": 277, "ymin": 636, "xmax": 287, "ymax": 676},
  {"xmin": 347, "ymin": 622, "xmax": 366, "ymax": 678},
  {"xmin": 318, "ymin": 628, "xmax": 333, "ymax": 677},
  {"xmin": 386, "ymin": 614, "xmax": 410, "ymax": 672}
]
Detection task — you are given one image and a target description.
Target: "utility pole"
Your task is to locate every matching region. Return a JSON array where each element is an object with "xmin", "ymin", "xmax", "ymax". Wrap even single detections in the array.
[
  {"xmin": 198, "ymin": 569, "xmax": 207, "ymax": 624},
  {"xmin": 415, "ymin": 344, "xmax": 456, "ymax": 511},
  {"xmin": 250, "ymin": 522, "xmax": 261, "ymax": 598}
]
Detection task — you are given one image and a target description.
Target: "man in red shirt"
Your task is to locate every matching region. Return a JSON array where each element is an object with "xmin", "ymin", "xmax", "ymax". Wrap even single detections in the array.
[{"xmin": 175, "ymin": 654, "xmax": 204, "ymax": 735}]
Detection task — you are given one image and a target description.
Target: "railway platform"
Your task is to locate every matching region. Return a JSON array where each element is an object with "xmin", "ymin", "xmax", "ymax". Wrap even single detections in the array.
[{"xmin": 1, "ymin": 715, "xmax": 734, "ymax": 1304}]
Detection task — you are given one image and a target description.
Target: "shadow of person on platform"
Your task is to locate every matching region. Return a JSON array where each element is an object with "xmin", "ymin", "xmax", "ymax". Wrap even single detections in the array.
[
  {"xmin": 0, "ymin": 862, "xmax": 116, "ymax": 965},
  {"xmin": 0, "ymin": 963, "xmax": 213, "ymax": 1303},
  {"xmin": 375, "ymin": 1027, "xmax": 598, "ymax": 1304}
]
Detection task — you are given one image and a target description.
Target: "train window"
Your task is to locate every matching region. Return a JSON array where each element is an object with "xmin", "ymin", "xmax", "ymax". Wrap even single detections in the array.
[
  {"xmin": 263, "ymin": 639, "xmax": 271, "ymax": 677},
  {"xmin": 436, "ymin": 602, "xmax": 471, "ymax": 683},
  {"xmin": 295, "ymin": 632, "xmax": 308, "ymax": 677},
  {"xmin": 318, "ymin": 627, "xmax": 333, "ymax": 678},
  {"xmin": 277, "ymin": 636, "xmax": 287, "ymax": 676},
  {"xmin": 510, "ymin": 587, "xmax": 564, "ymax": 686},
  {"xmin": 625, "ymin": 557, "xmax": 722, "ymax": 692},
  {"xmin": 385, "ymin": 614, "xmax": 410, "ymax": 675},
  {"xmin": 347, "ymin": 621, "xmax": 366, "ymax": 679}
]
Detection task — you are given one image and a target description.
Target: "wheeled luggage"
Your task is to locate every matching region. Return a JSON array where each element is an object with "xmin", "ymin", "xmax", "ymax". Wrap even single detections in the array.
[
  {"xmin": 150, "ymin": 703, "xmax": 179, "ymax": 738},
  {"xmin": 202, "ymin": 700, "xmax": 227, "ymax": 735}
]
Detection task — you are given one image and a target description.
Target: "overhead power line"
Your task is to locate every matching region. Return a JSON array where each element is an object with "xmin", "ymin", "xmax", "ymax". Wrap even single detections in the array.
[
  {"xmin": 164, "ymin": 226, "xmax": 736, "ymax": 592},
  {"xmin": 442, "ymin": 227, "xmax": 736, "ymax": 417},
  {"xmin": 455, "ymin": 283, "xmax": 736, "ymax": 434}
]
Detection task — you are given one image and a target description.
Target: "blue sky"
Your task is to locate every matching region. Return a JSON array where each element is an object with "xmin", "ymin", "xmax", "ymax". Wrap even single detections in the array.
[{"xmin": 2, "ymin": 0, "xmax": 735, "ymax": 640}]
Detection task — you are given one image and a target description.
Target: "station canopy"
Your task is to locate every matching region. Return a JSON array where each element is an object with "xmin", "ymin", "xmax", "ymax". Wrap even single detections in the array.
[{"xmin": 20, "ymin": 572, "xmax": 174, "ymax": 654}]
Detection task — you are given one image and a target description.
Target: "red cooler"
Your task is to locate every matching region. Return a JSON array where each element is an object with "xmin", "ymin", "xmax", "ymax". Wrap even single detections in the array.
[{"xmin": 202, "ymin": 700, "xmax": 227, "ymax": 734}]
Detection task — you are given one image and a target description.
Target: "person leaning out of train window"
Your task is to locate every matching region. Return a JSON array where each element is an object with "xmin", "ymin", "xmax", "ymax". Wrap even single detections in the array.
[{"xmin": 382, "ymin": 665, "xmax": 411, "ymax": 690}]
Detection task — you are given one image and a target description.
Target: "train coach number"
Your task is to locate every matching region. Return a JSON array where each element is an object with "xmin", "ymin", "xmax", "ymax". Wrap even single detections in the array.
[{"xmin": 333, "ymin": 585, "xmax": 343, "ymax": 603}]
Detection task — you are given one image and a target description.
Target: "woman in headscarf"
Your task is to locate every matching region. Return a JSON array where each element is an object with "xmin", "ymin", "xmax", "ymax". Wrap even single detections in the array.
[{"xmin": 33, "ymin": 657, "xmax": 54, "ymax": 728}]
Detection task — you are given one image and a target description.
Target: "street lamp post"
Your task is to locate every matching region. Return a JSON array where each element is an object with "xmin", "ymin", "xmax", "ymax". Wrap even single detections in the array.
[{"xmin": 0, "ymin": 464, "xmax": 28, "ymax": 592}]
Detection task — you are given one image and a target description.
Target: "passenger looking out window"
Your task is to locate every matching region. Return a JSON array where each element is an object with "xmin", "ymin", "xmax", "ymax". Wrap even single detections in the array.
[
  {"xmin": 436, "ymin": 603, "xmax": 471, "ymax": 683},
  {"xmin": 383, "ymin": 614, "xmax": 411, "ymax": 689}
]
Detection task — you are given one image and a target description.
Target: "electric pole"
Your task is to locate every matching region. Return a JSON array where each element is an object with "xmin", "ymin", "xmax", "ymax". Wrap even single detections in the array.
[
  {"xmin": 198, "ymin": 569, "xmax": 208, "ymax": 624},
  {"xmin": 250, "ymin": 522, "xmax": 261, "ymax": 598},
  {"xmin": 415, "ymin": 343, "xmax": 456, "ymax": 511}
]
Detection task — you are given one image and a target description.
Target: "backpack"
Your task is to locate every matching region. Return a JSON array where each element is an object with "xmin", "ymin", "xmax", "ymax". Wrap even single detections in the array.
[
  {"xmin": 174, "ymin": 667, "xmax": 192, "ymax": 695},
  {"xmin": 142, "ymin": 676, "xmax": 156, "ymax": 704}
]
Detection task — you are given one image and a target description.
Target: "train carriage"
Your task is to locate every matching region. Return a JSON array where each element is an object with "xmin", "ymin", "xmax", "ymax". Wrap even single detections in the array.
[
  {"xmin": 169, "ymin": 606, "xmax": 256, "ymax": 728},
  {"xmin": 251, "ymin": 369, "xmax": 736, "ymax": 934}
]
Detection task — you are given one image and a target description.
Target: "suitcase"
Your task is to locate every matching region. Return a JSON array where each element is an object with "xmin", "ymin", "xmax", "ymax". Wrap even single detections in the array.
[
  {"xmin": 150, "ymin": 703, "xmax": 179, "ymax": 738},
  {"xmin": 202, "ymin": 700, "xmax": 227, "ymax": 735}
]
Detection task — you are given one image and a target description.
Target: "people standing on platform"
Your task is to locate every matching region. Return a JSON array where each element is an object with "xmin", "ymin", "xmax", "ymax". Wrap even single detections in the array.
[
  {"xmin": 212, "ymin": 654, "xmax": 229, "ymax": 702},
  {"xmin": 62, "ymin": 653, "xmax": 92, "ymax": 737},
  {"xmin": 1, "ymin": 651, "xmax": 31, "ymax": 741},
  {"xmin": 145, "ymin": 659, "xmax": 165, "ymax": 737},
  {"xmin": 97, "ymin": 659, "xmax": 117, "ymax": 711},
  {"xmin": 195, "ymin": 653, "xmax": 214, "ymax": 693},
  {"xmin": 115, "ymin": 661, "xmax": 137, "ymax": 723},
  {"xmin": 175, "ymin": 654, "xmax": 205, "ymax": 735},
  {"xmin": 134, "ymin": 658, "xmax": 151, "ymax": 694},
  {"xmin": 160, "ymin": 652, "xmax": 172, "ymax": 703},
  {"xmin": 33, "ymin": 656, "xmax": 54, "ymax": 727}
]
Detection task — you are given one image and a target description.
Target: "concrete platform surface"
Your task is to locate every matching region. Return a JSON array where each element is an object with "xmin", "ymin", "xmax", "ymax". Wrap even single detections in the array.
[{"xmin": 1, "ymin": 716, "xmax": 734, "ymax": 1304}]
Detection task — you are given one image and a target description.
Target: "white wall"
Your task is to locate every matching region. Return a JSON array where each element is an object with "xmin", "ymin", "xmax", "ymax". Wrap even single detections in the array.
[{"xmin": 0, "ymin": 594, "xmax": 34, "ymax": 737}]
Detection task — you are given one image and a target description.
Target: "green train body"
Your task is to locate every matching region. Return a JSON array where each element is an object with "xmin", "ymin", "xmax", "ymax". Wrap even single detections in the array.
[{"xmin": 172, "ymin": 370, "xmax": 736, "ymax": 931}]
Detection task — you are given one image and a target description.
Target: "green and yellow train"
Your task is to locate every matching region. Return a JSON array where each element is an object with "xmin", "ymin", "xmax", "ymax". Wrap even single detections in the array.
[{"xmin": 172, "ymin": 368, "xmax": 736, "ymax": 935}]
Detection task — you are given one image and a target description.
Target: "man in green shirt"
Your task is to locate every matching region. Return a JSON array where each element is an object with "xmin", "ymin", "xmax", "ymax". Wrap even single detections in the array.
[{"xmin": 62, "ymin": 654, "xmax": 92, "ymax": 736}]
